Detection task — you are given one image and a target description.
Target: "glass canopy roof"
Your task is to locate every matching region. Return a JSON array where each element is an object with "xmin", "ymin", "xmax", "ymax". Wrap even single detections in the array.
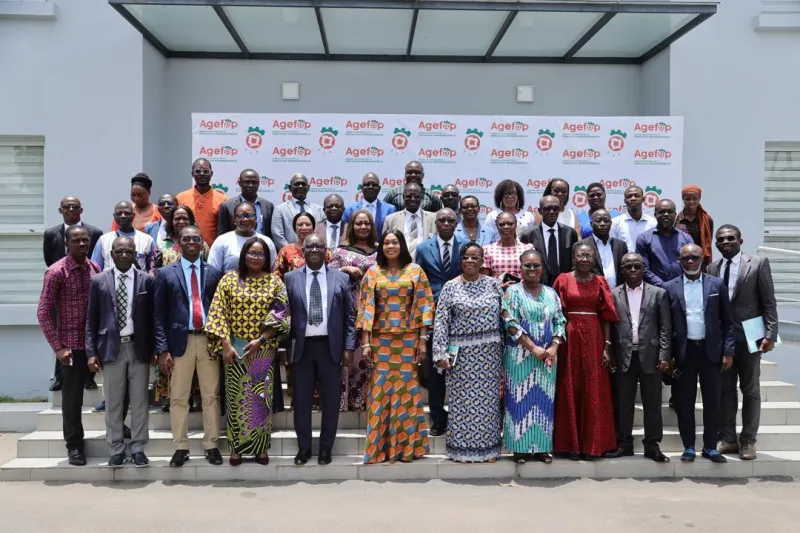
[{"xmin": 109, "ymin": 0, "xmax": 717, "ymax": 64}]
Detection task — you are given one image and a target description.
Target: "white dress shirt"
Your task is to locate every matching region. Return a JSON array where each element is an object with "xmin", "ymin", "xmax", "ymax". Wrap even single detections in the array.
[
  {"xmin": 723, "ymin": 252, "xmax": 741, "ymax": 301},
  {"xmin": 626, "ymin": 283, "xmax": 644, "ymax": 345},
  {"xmin": 305, "ymin": 265, "xmax": 328, "ymax": 337},
  {"xmin": 363, "ymin": 200, "xmax": 377, "ymax": 217},
  {"xmin": 541, "ymin": 221, "xmax": 560, "ymax": 266},
  {"xmin": 180, "ymin": 256, "xmax": 206, "ymax": 327},
  {"xmin": 404, "ymin": 209, "xmax": 424, "ymax": 243},
  {"xmin": 113, "ymin": 267, "xmax": 134, "ymax": 336},
  {"xmin": 326, "ymin": 220, "xmax": 342, "ymax": 249},
  {"xmin": 683, "ymin": 275, "xmax": 706, "ymax": 340},
  {"xmin": 611, "ymin": 212, "xmax": 657, "ymax": 252},
  {"xmin": 437, "ymin": 236, "xmax": 455, "ymax": 267},
  {"xmin": 593, "ymin": 235, "xmax": 617, "ymax": 288}
]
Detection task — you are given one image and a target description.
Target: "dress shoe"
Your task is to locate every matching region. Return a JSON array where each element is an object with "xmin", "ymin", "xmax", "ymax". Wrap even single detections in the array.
[
  {"xmin": 668, "ymin": 397, "xmax": 675, "ymax": 410},
  {"xmin": 702, "ymin": 448, "xmax": 728, "ymax": 463},
  {"xmin": 603, "ymin": 447, "xmax": 634, "ymax": 459},
  {"xmin": 533, "ymin": 453, "xmax": 553, "ymax": 464},
  {"xmin": 429, "ymin": 426, "xmax": 444, "ymax": 437},
  {"xmin": 123, "ymin": 425, "xmax": 131, "ymax": 440},
  {"xmin": 205, "ymin": 448, "xmax": 223, "ymax": 465},
  {"xmin": 68, "ymin": 449, "xmax": 87, "ymax": 466},
  {"xmin": 84, "ymin": 379, "xmax": 98, "ymax": 390},
  {"xmin": 108, "ymin": 453, "xmax": 126, "ymax": 468},
  {"xmin": 161, "ymin": 403, "xmax": 170, "ymax": 413},
  {"xmin": 680, "ymin": 448, "xmax": 696, "ymax": 462},
  {"xmin": 93, "ymin": 401, "xmax": 105, "ymax": 412},
  {"xmin": 717, "ymin": 440, "xmax": 740, "ymax": 455},
  {"xmin": 294, "ymin": 448, "xmax": 312, "ymax": 466},
  {"xmin": 567, "ymin": 453, "xmax": 581, "ymax": 461},
  {"xmin": 229, "ymin": 454, "xmax": 243, "ymax": 467},
  {"xmin": 255, "ymin": 453, "xmax": 270, "ymax": 466},
  {"xmin": 318, "ymin": 448, "xmax": 332, "ymax": 465},
  {"xmin": 132, "ymin": 452, "xmax": 150, "ymax": 468},
  {"xmin": 49, "ymin": 379, "xmax": 63, "ymax": 392},
  {"xmin": 169, "ymin": 450, "xmax": 190, "ymax": 467},
  {"xmin": 644, "ymin": 446, "xmax": 670, "ymax": 463},
  {"xmin": 740, "ymin": 443, "xmax": 757, "ymax": 461}
]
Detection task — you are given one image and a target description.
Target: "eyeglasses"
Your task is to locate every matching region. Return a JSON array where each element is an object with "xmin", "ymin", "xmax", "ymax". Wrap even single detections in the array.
[
  {"xmin": 112, "ymin": 249, "xmax": 136, "ymax": 256},
  {"xmin": 540, "ymin": 206, "xmax": 560, "ymax": 214},
  {"xmin": 193, "ymin": 169, "xmax": 211, "ymax": 176},
  {"xmin": 180, "ymin": 236, "xmax": 203, "ymax": 244},
  {"xmin": 503, "ymin": 192, "xmax": 518, "ymax": 198},
  {"xmin": 521, "ymin": 263, "xmax": 543, "ymax": 270},
  {"xmin": 61, "ymin": 204, "xmax": 81, "ymax": 211},
  {"xmin": 680, "ymin": 255, "xmax": 703, "ymax": 262},
  {"xmin": 304, "ymin": 244, "xmax": 326, "ymax": 251},
  {"xmin": 621, "ymin": 263, "xmax": 643, "ymax": 271},
  {"xmin": 437, "ymin": 218, "xmax": 457, "ymax": 224},
  {"xmin": 442, "ymin": 193, "xmax": 459, "ymax": 199},
  {"xmin": 236, "ymin": 213, "xmax": 256, "ymax": 220},
  {"xmin": 158, "ymin": 201, "xmax": 176, "ymax": 208},
  {"xmin": 246, "ymin": 252, "xmax": 266, "ymax": 259}
]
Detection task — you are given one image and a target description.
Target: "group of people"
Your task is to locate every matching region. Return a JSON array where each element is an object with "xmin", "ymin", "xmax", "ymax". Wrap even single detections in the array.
[{"xmin": 37, "ymin": 159, "xmax": 778, "ymax": 470}]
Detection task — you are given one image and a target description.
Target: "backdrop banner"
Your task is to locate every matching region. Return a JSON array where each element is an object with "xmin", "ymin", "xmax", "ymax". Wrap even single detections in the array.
[{"xmin": 192, "ymin": 113, "xmax": 683, "ymax": 219}]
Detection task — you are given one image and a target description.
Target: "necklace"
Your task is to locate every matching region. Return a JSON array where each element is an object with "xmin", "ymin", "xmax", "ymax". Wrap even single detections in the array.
[
  {"xmin": 460, "ymin": 274, "xmax": 479, "ymax": 283},
  {"xmin": 464, "ymin": 224, "xmax": 478, "ymax": 240}
]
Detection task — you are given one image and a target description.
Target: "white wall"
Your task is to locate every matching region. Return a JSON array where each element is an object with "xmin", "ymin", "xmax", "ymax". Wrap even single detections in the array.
[{"xmin": 143, "ymin": 41, "xmax": 169, "ymax": 194}]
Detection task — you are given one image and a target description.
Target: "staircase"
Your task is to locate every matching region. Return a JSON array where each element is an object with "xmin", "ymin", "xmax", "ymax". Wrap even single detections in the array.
[{"xmin": 4, "ymin": 351, "xmax": 800, "ymax": 481}]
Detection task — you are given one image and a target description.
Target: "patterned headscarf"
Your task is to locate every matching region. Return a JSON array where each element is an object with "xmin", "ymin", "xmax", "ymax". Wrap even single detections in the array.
[{"xmin": 681, "ymin": 185, "xmax": 713, "ymax": 264}]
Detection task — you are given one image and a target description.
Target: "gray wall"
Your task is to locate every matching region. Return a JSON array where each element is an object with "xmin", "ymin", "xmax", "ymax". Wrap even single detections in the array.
[{"xmin": 640, "ymin": 49, "xmax": 670, "ymax": 116}]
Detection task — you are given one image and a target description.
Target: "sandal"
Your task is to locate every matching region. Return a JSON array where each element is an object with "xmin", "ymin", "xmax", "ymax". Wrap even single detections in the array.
[
  {"xmin": 513, "ymin": 453, "xmax": 527, "ymax": 464},
  {"xmin": 533, "ymin": 453, "xmax": 553, "ymax": 464}
]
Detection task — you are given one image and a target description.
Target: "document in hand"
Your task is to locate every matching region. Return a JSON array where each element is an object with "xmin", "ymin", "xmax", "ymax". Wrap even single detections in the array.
[{"xmin": 742, "ymin": 316, "xmax": 782, "ymax": 354}]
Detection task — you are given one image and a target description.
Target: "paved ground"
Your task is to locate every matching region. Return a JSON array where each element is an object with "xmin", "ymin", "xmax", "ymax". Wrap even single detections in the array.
[{"xmin": 2, "ymin": 435, "xmax": 800, "ymax": 532}]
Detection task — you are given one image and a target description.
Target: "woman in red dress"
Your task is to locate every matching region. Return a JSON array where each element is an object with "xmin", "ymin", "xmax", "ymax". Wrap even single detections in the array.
[{"xmin": 552, "ymin": 242, "xmax": 619, "ymax": 459}]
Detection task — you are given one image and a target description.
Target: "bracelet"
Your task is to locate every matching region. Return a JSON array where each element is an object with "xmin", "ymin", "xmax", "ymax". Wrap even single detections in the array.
[
  {"xmin": 258, "ymin": 335, "xmax": 267, "ymax": 344},
  {"xmin": 419, "ymin": 334, "xmax": 429, "ymax": 341},
  {"xmin": 604, "ymin": 340, "xmax": 612, "ymax": 346}
]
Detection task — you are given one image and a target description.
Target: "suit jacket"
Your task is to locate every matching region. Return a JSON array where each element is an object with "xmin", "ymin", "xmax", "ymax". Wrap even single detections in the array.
[
  {"xmin": 520, "ymin": 223, "xmax": 578, "ymax": 285},
  {"xmin": 707, "ymin": 253, "xmax": 779, "ymax": 343},
  {"xmin": 85, "ymin": 269, "xmax": 154, "ymax": 365},
  {"xmin": 342, "ymin": 199, "xmax": 396, "ymax": 237},
  {"xmin": 284, "ymin": 267, "xmax": 356, "ymax": 363},
  {"xmin": 313, "ymin": 220, "xmax": 346, "ymax": 248},
  {"xmin": 576, "ymin": 235, "xmax": 628, "ymax": 287},
  {"xmin": 270, "ymin": 200, "xmax": 325, "ymax": 251},
  {"xmin": 43, "ymin": 223, "xmax": 103, "ymax": 267},
  {"xmin": 143, "ymin": 220, "xmax": 162, "ymax": 243},
  {"xmin": 664, "ymin": 275, "xmax": 735, "ymax": 364},
  {"xmin": 153, "ymin": 260, "xmax": 222, "ymax": 357},
  {"xmin": 611, "ymin": 282, "xmax": 671, "ymax": 374},
  {"xmin": 217, "ymin": 196, "xmax": 275, "ymax": 240},
  {"xmin": 414, "ymin": 236, "xmax": 464, "ymax": 302},
  {"xmin": 382, "ymin": 209, "xmax": 436, "ymax": 260}
]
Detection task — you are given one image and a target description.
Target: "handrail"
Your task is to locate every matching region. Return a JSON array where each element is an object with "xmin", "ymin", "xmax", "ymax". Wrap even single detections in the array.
[{"xmin": 758, "ymin": 246, "xmax": 800, "ymax": 257}]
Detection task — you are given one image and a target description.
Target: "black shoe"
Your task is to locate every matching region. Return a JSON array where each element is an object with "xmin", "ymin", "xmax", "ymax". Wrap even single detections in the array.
[
  {"xmin": 161, "ymin": 403, "xmax": 170, "ymax": 413},
  {"xmin": 85, "ymin": 380, "xmax": 98, "ymax": 390},
  {"xmin": 681, "ymin": 448, "xmax": 696, "ymax": 462},
  {"xmin": 603, "ymin": 447, "xmax": 634, "ymax": 459},
  {"xmin": 169, "ymin": 450, "xmax": 190, "ymax": 467},
  {"xmin": 318, "ymin": 448, "xmax": 332, "ymax": 465},
  {"xmin": 93, "ymin": 401, "xmax": 105, "ymax": 412},
  {"xmin": 205, "ymin": 448, "xmax": 223, "ymax": 466},
  {"xmin": 132, "ymin": 452, "xmax": 150, "ymax": 468},
  {"xmin": 429, "ymin": 426, "xmax": 444, "ymax": 437},
  {"xmin": 123, "ymin": 425, "xmax": 131, "ymax": 440},
  {"xmin": 108, "ymin": 453, "xmax": 126, "ymax": 468},
  {"xmin": 49, "ymin": 379, "xmax": 63, "ymax": 392},
  {"xmin": 294, "ymin": 448, "xmax": 312, "ymax": 466},
  {"xmin": 668, "ymin": 397, "xmax": 675, "ymax": 410},
  {"xmin": 644, "ymin": 446, "xmax": 670, "ymax": 463},
  {"xmin": 702, "ymin": 448, "xmax": 728, "ymax": 463},
  {"xmin": 68, "ymin": 449, "xmax": 87, "ymax": 466}
]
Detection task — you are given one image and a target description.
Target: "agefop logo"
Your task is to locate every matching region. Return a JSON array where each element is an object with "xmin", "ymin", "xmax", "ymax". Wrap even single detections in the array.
[
  {"xmin": 212, "ymin": 184, "xmax": 229, "ymax": 194},
  {"xmin": 536, "ymin": 129, "xmax": 555, "ymax": 154},
  {"xmin": 318, "ymin": 126, "xmax": 338, "ymax": 153},
  {"xmin": 197, "ymin": 118, "xmax": 238, "ymax": 136},
  {"xmin": 453, "ymin": 177, "xmax": 493, "ymax": 194},
  {"xmin": 463, "ymin": 128, "xmax": 483, "ymax": 153},
  {"xmin": 281, "ymin": 183, "xmax": 293, "ymax": 202},
  {"xmin": 489, "ymin": 120, "xmax": 530, "ymax": 138},
  {"xmin": 562, "ymin": 148, "xmax": 601, "ymax": 165},
  {"xmin": 490, "ymin": 147, "xmax": 530, "ymax": 165},
  {"xmin": 391, "ymin": 128, "xmax": 411, "ymax": 152},
  {"xmin": 633, "ymin": 121, "xmax": 673, "ymax": 139},
  {"xmin": 271, "ymin": 145, "xmax": 313, "ymax": 163},
  {"xmin": 345, "ymin": 145, "xmax": 385, "ymax": 164},
  {"xmin": 197, "ymin": 144, "xmax": 239, "ymax": 163},
  {"xmin": 562, "ymin": 121, "xmax": 602, "ymax": 139},
  {"xmin": 572, "ymin": 185, "xmax": 588, "ymax": 208},
  {"xmin": 430, "ymin": 184, "xmax": 444, "ymax": 197},
  {"xmin": 643, "ymin": 186, "xmax": 663, "ymax": 209},
  {"xmin": 345, "ymin": 119, "xmax": 385, "ymax": 137},
  {"xmin": 245, "ymin": 126, "xmax": 265, "ymax": 153},
  {"xmin": 271, "ymin": 118, "xmax": 313, "ymax": 136},
  {"xmin": 525, "ymin": 178, "xmax": 553, "ymax": 194},
  {"xmin": 417, "ymin": 146, "xmax": 457, "ymax": 164},
  {"xmin": 257, "ymin": 175, "xmax": 276, "ymax": 194},
  {"xmin": 309, "ymin": 176, "xmax": 349, "ymax": 193},
  {"xmin": 607, "ymin": 129, "xmax": 627, "ymax": 157},
  {"xmin": 633, "ymin": 148, "xmax": 672, "ymax": 166},
  {"xmin": 417, "ymin": 120, "xmax": 457, "ymax": 137}
]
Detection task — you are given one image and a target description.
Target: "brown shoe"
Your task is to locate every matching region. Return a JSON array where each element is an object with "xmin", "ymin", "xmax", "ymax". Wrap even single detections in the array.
[
  {"xmin": 717, "ymin": 441, "xmax": 739, "ymax": 454},
  {"xmin": 740, "ymin": 444, "xmax": 757, "ymax": 461}
]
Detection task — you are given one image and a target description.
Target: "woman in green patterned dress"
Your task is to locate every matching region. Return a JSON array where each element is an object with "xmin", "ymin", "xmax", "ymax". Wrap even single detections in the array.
[{"xmin": 205, "ymin": 237, "xmax": 290, "ymax": 466}]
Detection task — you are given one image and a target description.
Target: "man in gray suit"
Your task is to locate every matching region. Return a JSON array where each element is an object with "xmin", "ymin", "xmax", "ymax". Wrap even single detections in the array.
[
  {"xmin": 382, "ymin": 182, "xmax": 436, "ymax": 260},
  {"xmin": 270, "ymin": 173, "xmax": 325, "ymax": 250},
  {"xmin": 217, "ymin": 169, "xmax": 275, "ymax": 239},
  {"xmin": 709, "ymin": 225, "xmax": 779, "ymax": 460},
  {"xmin": 605, "ymin": 252, "xmax": 671, "ymax": 462},
  {"xmin": 285, "ymin": 235, "xmax": 356, "ymax": 466},
  {"xmin": 86, "ymin": 237, "xmax": 155, "ymax": 468}
]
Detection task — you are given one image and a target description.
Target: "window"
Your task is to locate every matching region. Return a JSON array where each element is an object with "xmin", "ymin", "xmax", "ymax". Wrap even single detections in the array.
[
  {"xmin": 764, "ymin": 143, "xmax": 800, "ymax": 239},
  {"xmin": 0, "ymin": 136, "xmax": 45, "ymax": 305}
]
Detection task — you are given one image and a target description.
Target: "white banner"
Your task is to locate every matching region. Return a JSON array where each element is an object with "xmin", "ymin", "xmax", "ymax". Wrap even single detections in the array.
[{"xmin": 192, "ymin": 114, "xmax": 683, "ymax": 219}]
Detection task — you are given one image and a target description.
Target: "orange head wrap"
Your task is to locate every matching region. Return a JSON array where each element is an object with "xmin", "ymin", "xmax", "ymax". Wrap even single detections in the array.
[{"xmin": 681, "ymin": 185, "xmax": 712, "ymax": 264}]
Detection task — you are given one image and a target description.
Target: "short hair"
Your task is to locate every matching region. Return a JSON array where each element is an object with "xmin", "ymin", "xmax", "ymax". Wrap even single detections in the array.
[
  {"xmin": 177, "ymin": 224, "xmax": 200, "ymax": 240},
  {"xmin": 234, "ymin": 201, "xmax": 255, "ymax": 214},
  {"xmin": 493, "ymin": 179, "xmax": 525, "ymax": 210},
  {"xmin": 459, "ymin": 195, "xmax": 480, "ymax": 209},
  {"xmin": 459, "ymin": 242, "xmax": 483, "ymax": 259},
  {"xmin": 573, "ymin": 241, "xmax": 596, "ymax": 259},
  {"xmin": 520, "ymin": 249, "xmax": 544, "ymax": 264},
  {"xmin": 344, "ymin": 209, "xmax": 378, "ymax": 247},
  {"xmin": 64, "ymin": 224, "xmax": 89, "ymax": 241},
  {"xmin": 293, "ymin": 211, "xmax": 316, "ymax": 232},
  {"xmin": 323, "ymin": 194, "xmax": 344, "ymax": 208},
  {"xmin": 543, "ymin": 178, "xmax": 570, "ymax": 197},
  {"xmin": 624, "ymin": 184, "xmax": 643, "ymax": 195},
  {"xmin": 717, "ymin": 224, "xmax": 742, "ymax": 239},
  {"xmin": 376, "ymin": 230, "xmax": 413, "ymax": 268},
  {"xmin": 237, "ymin": 237, "xmax": 272, "ymax": 280},
  {"xmin": 587, "ymin": 182, "xmax": 605, "ymax": 193}
]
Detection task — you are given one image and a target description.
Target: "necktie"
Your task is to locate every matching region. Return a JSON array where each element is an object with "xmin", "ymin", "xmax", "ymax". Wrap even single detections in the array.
[
  {"xmin": 442, "ymin": 241, "xmax": 451, "ymax": 269},
  {"xmin": 297, "ymin": 200, "xmax": 306, "ymax": 214},
  {"xmin": 330, "ymin": 224, "xmax": 338, "ymax": 249},
  {"xmin": 190, "ymin": 265, "xmax": 203, "ymax": 330},
  {"xmin": 723, "ymin": 259, "xmax": 732, "ymax": 288},
  {"xmin": 547, "ymin": 228, "xmax": 559, "ymax": 275},
  {"xmin": 309, "ymin": 271, "xmax": 323, "ymax": 326},
  {"xmin": 409, "ymin": 214, "xmax": 418, "ymax": 241},
  {"xmin": 116, "ymin": 273, "xmax": 128, "ymax": 331}
]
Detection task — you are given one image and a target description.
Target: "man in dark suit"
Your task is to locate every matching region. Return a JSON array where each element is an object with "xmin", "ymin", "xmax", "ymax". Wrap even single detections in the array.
[
  {"xmin": 605, "ymin": 253, "xmax": 671, "ymax": 462},
  {"xmin": 43, "ymin": 196, "xmax": 103, "ymax": 392},
  {"xmin": 415, "ymin": 208, "xmax": 463, "ymax": 436},
  {"xmin": 285, "ymin": 234, "xmax": 356, "ymax": 466},
  {"xmin": 154, "ymin": 225, "xmax": 223, "ymax": 467},
  {"xmin": 86, "ymin": 236, "xmax": 154, "ymax": 467},
  {"xmin": 314, "ymin": 194, "xmax": 346, "ymax": 250},
  {"xmin": 217, "ymin": 169, "xmax": 275, "ymax": 239},
  {"xmin": 665, "ymin": 243, "xmax": 735, "ymax": 463},
  {"xmin": 520, "ymin": 195, "xmax": 578, "ymax": 285},
  {"xmin": 708, "ymin": 225, "xmax": 779, "ymax": 460},
  {"xmin": 342, "ymin": 173, "xmax": 396, "ymax": 237},
  {"xmin": 576, "ymin": 209, "xmax": 627, "ymax": 288}
]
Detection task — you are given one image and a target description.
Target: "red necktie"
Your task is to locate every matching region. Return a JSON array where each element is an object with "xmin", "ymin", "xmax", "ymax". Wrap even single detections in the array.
[{"xmin": 190, "ymin": 265, "xmax": 203, "ymax": 330}]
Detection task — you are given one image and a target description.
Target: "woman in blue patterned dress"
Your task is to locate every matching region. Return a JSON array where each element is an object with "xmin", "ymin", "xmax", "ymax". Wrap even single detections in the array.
[
  {"xmin": 432, "ymin": 242, "xmax": 505, "ymax": 462},
  {"xmin": 502, "ymin": 249, "xmax": 566, "ymax": 464}
]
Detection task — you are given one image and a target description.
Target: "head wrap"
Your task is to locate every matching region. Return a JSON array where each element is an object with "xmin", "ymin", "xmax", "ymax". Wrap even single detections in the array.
[
  {"xmin": 131, "ymin": 173, "xmax": 153, "ymax": 191},
  {"xmin": 681, "ymin": 185, "xmax": 712, "ymax": 264}
]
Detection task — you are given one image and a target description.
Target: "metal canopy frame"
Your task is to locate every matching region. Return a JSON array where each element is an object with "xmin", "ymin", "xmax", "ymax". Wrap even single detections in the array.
[{"xmin": 109, "ymin": 0, "xmax": 717, "ymax": 64}]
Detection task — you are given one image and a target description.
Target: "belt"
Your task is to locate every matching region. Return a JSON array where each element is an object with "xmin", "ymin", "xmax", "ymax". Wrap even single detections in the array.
[
  {"xmin": 567, "ymin": 311, "xmax": 598, "ymax": 316},
  {"xmin": 188, "ymin": 330, "xmax": 205, "ymax": 336},
  {"xmin": 307, "ymin": 335, "xmax": 329, "ymax": 339},
  {"xmin": 120, "ymin": 334, "xmax": 135, "ymax": 344},
  {"xmin": 688, "ymin": 339, "xmax": 705, "ymax": 347}
]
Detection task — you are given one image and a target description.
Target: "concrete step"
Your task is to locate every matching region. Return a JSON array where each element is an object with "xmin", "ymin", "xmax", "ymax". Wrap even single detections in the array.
[
  {"xmin": 639, "ymin": 380, "xmax": 796, "ymax": 403},
  {"xmin": 17, "ymin": 425, "xmax": 800, "ymax": 459},
  {"xmin": 33, "ymin": 401, "xmax": 800, "ymax": 432},
  {"xmin": 3, "ymin": 451, "xmax": 800, "ymax": 482}
]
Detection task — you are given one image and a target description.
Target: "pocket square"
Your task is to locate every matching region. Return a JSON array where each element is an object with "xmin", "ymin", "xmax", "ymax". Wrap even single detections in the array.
[{"xmin": 709, "ymin": 293, "xmax": 719, "ymax": 297}]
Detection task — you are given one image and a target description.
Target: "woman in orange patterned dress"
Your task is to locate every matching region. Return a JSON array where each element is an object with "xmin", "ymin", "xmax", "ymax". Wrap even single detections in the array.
[{"xmin": 358, "ymin": 230, "xmax": 434, "ymax": 464}]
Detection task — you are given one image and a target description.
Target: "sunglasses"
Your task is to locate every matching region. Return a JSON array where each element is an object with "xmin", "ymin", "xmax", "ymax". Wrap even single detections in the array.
[
  {"xmin": 540, "ymin": 206, "xmax": 560, "ymax": 214},
  {"xmin": 304, "ymin": 244, "xmax": 326, "ymax": 251},
  {"xmin": 158, "ymin": 201, "xmax": 176, "ymax": 208},
  {"xmin": 180, "ymin": 236, "xmax": 203, "ymax": 244},
  {"xmin": 622, "ymin": 263, "xmax": 643, "ymax": 271},
  {"xmin": 680, "ymin": 255, "xmax": 703, "ymax": 262},
  {"xmin": 521, "ymin": 263, "xmax": 543, "ymax": 270},
  {"xmin": 193, "ymin": 169, "xmax": 211, "ymax": 176},
  {"xmin": 716, "ymin": 236, "xmax": 738, "ymax": 243},
  {"xmin": 437, "ymin": 218, "xmax": 457, "ymax": 224},
  {"xmin": 61, "ymin": 204, "xmax": 81, "ymax": 211}
]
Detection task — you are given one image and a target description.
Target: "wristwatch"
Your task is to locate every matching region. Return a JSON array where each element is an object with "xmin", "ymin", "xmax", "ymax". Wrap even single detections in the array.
[
  {"xmin": 552, "ymin": 338, "xmax": 562, "ymax": 346},
  {"xmin": 419, "ymin": 334, "xmax": 429, "ymax": 341}
]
